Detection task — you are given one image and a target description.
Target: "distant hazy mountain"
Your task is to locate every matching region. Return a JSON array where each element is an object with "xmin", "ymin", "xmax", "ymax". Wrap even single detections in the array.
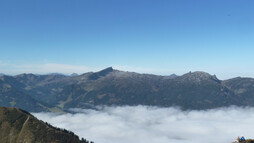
[
  {"xmin": 0, "ymin": 107, "xmax": 93, "ymax": 143},
  {"xmin": 223, "ymin": 77, "xmax": 254, "ymax": 105},
  {"xmin": 1, "ymin": 67, "xmax": 254, "ymax": 111},
  {"xmin": 0, "ymin": 73, "xmax": 5, "ymax": 77},
  {"xmin": 0, "ymin": 76, "xmax": 50, "ymax": 112},
  {"xmin": 70, "ymin": 73, "xmax": 79, "ymax": 77}
]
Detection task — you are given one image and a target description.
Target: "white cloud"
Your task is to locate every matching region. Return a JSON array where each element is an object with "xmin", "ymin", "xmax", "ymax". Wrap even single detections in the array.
[
  {"xmin": 0, "ymin": 61, "xmax": 8, "ymax": 66},
  {"xmin": 0, "ymin": 63, "xmax": 99, "ymax": 75},
  {"xmin": 16, "ymin": 63, "xmax": 97, "ymax": 74},
  {"xmin": 33, "ymin": 106, "xmax": 254, "ymax": 143}
]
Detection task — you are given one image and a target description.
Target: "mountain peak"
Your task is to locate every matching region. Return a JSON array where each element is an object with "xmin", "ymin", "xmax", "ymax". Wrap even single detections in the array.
[
  {"xmin": 88, "ymin": 67, "xmax": 114, "ymax": 80},
  {"xmin": 189, "ymin": 71, "xmax": 211, "ymax": 77},
  {"xmin": 180, "ymin": 71, "xmax": 219, "ymax": 82},
  {"xmin": 100, "ymin": 67, "xmax": 114, "ymax": 73},
  {"xmin": 169, "ymin": 73, "xmax": 178, "ymax": 78},
  {"xmin": 16, "ymin": 73, "xmax": 35, "ymax": 77},
  {"xmin": 70, "ymin": 73, "xmax": 79, "ymax": 77}
]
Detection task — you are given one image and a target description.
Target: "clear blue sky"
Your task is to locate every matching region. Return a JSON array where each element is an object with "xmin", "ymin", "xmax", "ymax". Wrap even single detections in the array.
[{"xmin": 0, "ymin": 0, "xmax": 253, "ymax": 79}]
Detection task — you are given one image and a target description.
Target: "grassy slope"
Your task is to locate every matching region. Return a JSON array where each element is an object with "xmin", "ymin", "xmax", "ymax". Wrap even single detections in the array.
[{"xmin": 0, "ymin": 107, "xmax": 88, "ymax": 143}]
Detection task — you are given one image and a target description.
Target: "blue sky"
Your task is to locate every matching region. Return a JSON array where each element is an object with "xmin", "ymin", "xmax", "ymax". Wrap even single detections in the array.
[{"xmin": 0, "ymin": 0, "xmax": 253, "ymax": 79}]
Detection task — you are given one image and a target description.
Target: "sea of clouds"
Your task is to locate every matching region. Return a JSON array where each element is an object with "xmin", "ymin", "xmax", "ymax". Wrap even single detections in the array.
[{"xmin": 33, "ymin": 106, "xmax": 254, "ymax": 143}]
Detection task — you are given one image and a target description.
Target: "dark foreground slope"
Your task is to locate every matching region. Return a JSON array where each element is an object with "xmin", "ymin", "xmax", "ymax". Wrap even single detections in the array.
[
  {"xmin": 0, "ymin": 107, "xmax": 92, "ymax": 143},
  {"xmin": 243, "ymin": 140, "xmax": 254, "ymax": 143}
]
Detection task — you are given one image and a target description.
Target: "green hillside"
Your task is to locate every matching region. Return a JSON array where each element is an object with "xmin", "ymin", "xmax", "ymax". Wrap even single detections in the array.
[{"xmin": 0, "ymin": 107, "xmax": 93, "ymax": 143}]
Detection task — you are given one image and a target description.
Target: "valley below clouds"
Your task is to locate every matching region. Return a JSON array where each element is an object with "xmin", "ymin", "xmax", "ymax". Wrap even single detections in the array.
[{"xmin": 33, "ymin": 106, "xmax": 254, "ymax": 143}]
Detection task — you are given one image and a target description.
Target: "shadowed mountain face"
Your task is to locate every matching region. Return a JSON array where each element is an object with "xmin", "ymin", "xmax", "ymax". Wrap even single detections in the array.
[
  {"xmin": 0, "ymin": 67, "xmax": 254, "ymax": 111},
  {"xmin": 0, "ymin": 107, "xmax": 92, "ymax": 143},
  {"xmin": 223, "ymin": 77, "xmax": 254, "ymax": 105},
  {"xmin": 0, "ymin": 76, "xmax": 50, "ymax": 112}
]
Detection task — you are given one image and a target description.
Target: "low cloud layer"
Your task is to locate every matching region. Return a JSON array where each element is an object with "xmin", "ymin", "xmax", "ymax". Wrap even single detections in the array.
[
  {"xmin": 0, "ymin": 63, "xmax": 98, "ymax": 75},
  {"xmin": 33, "ymin": 106, "xmax": 254, "ymax": 143}
]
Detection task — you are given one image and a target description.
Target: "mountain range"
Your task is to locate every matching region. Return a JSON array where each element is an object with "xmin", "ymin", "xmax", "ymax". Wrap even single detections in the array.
[{"xmin": 1, "ymin": 67, "xmax": 254, "ymax": 112}]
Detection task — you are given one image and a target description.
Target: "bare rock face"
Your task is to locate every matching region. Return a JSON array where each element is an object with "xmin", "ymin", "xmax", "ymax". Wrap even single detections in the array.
[{"xmin": 179, "ymin": 71, "xmax": 219, "ymax": 82}]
